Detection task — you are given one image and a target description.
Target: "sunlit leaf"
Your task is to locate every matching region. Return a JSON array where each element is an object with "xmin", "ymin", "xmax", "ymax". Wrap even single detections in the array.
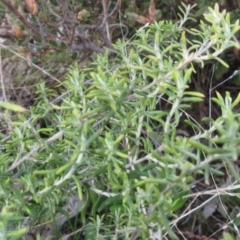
[{"xmin": 0, "ymin": 101, "xmax": 27, "ymax": 112}]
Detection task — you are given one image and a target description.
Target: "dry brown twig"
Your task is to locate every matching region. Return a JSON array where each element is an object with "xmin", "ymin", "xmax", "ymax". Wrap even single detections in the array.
[
  {"xmin": 1, "ymin": 0, "xmax": 116, "ymax": 57},
  {"xmin": 1, "ymin": 0, "xmax": 40, "ymax": 36}
]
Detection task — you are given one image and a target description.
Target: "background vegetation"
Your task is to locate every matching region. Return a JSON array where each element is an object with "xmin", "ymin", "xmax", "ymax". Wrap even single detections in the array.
[{"xmin": 1, "ymin": 1, "xmax": 240, "ymax": 239}]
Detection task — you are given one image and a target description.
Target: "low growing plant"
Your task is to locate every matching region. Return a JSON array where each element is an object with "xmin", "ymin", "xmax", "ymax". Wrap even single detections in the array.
[{"xmin": 1, "ymin": 3, "xmax": 240, "ymax": 240}]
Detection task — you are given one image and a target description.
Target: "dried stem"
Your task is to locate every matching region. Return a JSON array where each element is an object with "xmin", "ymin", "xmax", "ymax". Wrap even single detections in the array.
[{"xmin": 1, "ymin": 0, "xmax": 40, "ymax": 36}]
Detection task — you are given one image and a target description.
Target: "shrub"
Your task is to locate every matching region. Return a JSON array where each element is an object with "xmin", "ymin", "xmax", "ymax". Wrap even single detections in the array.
[{"xmin": 1, "ymin": 3, "xmax": 240, "ymax": 240}]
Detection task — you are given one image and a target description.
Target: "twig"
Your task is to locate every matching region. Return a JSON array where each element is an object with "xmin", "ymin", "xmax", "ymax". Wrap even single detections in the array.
[
  {"xmin": 100, "ymin": 0, "xmax": 112, "ymax": 44},
  {"xmin": 73, "ymin": 31, "xmax": 105, "ymax": 53},
  {"xmin": 97, "ymin": 26, "xmax": 113, "ymax": 49},
  {"xmin": 0, "ymin": 43, "xmax": 65, "ymax": 86},
  {"xmin": 0, "ymin": 47, "xmax": 6, "ymax": 101},
  {"xmin": 46, "ymin": 2, "xmax": 62, "ymax": 19},
  {"xmin": 36, "ymin": 17, "xmax": 46, "ymax": 45},
  {"xmin": 59, "ymin": 0, "xmax": 75, "ymax": 43},
  {"xmin": 108, "ymin": 0, "xmax": 121, "ymax": 18},
  {"xmin": 1, "ymin": 0, "xmax": 40, "ymax": 36},
  {"xmin": 0, "ymin": 34, "xmax": 13, "ymax": 39},
  {"xmin": 7, "ymin": 131, "xmax": 63, "ymax": 172},
  {"xmin": 125, "ymin": 40, "xmax": 216, "ymax": 102}
]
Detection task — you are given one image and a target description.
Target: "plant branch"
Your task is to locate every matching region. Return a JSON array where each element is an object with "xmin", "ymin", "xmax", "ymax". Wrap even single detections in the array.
[
  {"xmin": 1, "ymin": 0, "xmax": 40, "ymax": 36},
  {"xmin": 7, "ymin": 131, "xmax": 63, "ymax": 172}
]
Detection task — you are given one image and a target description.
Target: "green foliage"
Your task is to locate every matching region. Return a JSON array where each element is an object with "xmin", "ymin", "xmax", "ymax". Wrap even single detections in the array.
[{"xmin": 1, "ymin": 3, "xmax": 240, "ymax": 239}]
